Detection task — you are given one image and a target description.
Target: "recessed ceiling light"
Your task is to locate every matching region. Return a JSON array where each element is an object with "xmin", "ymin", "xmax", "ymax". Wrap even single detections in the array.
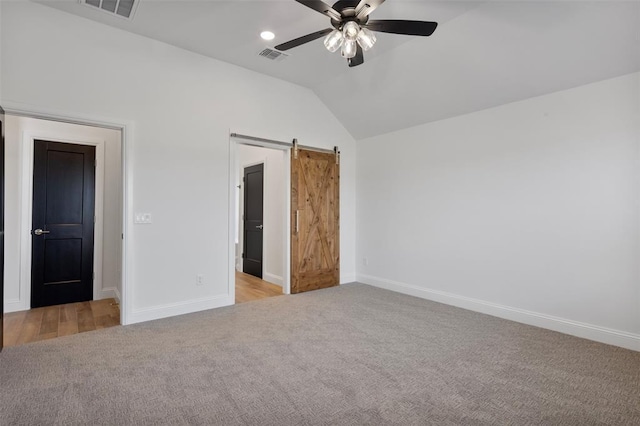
[{"xmin": 260, "ymin": 31, "xmax": 275, "ymax": 41}]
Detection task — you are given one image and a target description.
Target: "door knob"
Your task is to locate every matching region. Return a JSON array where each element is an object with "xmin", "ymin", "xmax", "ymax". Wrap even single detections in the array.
[
  {"xmin": 256, "ymin": 225, "xmax": 264, "ymax": 230},
  {"xmin": 33, "ymin": 229, "xmax": 50, "ymax": 236}
]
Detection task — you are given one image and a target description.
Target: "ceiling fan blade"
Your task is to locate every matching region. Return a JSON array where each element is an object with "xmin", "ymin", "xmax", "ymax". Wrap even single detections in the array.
[
  {"xmin": 364, "ymin": 20, "xmax": 438, "ymax": 37},
  {"xmin": 355, "ymin": 0, "xmax": 386, "ymax": 19},
  {"xmin": 348, "ymin": 45, "xmax": 364, "ymax": 67},
  {"xmin": 275, "ymin": 28, "xmax": 334, "ymax": 51},
  {"xmin": 295, "ymin": 0, "xmax": 342, "ymax": 20}
]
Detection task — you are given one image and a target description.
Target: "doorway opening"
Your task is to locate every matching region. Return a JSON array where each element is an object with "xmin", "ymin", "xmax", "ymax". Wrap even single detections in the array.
[
  {"xmin": 3, "ymin": 114, "xmax": 127, "ymax": 346},
  {"xmin": 229, "ymin": 133, "xmax": 341, "ymax": 304},
  {"xmin": 233, "ymin": 142, "xmax": 288, "ymax": 304}
]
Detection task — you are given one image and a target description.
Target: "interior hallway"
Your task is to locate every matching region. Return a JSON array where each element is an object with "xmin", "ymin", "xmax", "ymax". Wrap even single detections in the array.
[{"xmin": 235, "ymin": 271, "xmax": 283, "ymax": 304}]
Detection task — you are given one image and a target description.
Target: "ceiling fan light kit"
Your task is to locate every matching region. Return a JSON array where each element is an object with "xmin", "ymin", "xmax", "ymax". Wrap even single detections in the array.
[
  {"xmin": 356, "ymin": 27, "xmax": 376, "ymax": 51},
  {"xmin": 325, "ymin": 21, "xmax": 377, "ymax": 58},
  {"xmin": 341, "ymin": 39, "xmax": 358, "ymax": 59},
  {"xmin": 275, "ymin": 0, "xmax": 438, "ymax": 67},
  {"xmin": 343, "ymin": 21, "xmax": 360, "ymax": 40},
  {"xmin": 324, "ymin": 29, "xmax": 344, "ymax": 52}
]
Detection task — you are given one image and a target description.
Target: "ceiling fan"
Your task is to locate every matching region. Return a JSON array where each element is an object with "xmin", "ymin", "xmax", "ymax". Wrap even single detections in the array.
[{"xmin": 274, "ymin": 0, "xmax": 438, "ymax": 67}]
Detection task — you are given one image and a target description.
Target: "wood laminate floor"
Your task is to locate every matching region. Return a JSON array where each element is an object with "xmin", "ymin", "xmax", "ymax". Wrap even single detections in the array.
[
  {"xmin": 3, "ymin": 299, "xmax": 120, "ymax": 348},
  {"xmin": 3, "ymin": 275, "xmax": 281, "ymax": 347},
  {"xmin": 235, "ymin": 271, "xmax": 283, "ymax": 304}
]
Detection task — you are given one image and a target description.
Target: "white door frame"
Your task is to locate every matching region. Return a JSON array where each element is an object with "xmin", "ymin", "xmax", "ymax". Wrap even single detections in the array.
[
  {"xmin": 4, "ymin": 103, "xmax": 134, "ymax": 325},
  {"xmin": 20, "ymin": 131, "xmax": 107, "ymax": 305},
  {"xmin": 228, "ymin": 136, "xmax": 291, "ymax": 302}
]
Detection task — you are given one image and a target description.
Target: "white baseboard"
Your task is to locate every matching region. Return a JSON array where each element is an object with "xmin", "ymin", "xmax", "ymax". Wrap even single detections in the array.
[
  {"xmin": 263, "ymin": 272, "xmax": 283, "ymax": 287},
  {"xmin": 98, "ymin": 287, "xmax": 120, "ymax": 302},
  {"xmin": 128, "ymin": 295, "xmax": 234, "ymax": 325},
  {"xmin": 358, "ymin": 274, "xmax": 640, "ymax": 352},
  {"xmin": 4, "ymin": 299, "xmax": 27, "ymax": 313},
  {"xmin": 112, "ymin": 287, "xmax": 122, "ymax": 305},
  {"xmin": 341, "ymin": 274, "xmax": 357, "ymax": 284}
]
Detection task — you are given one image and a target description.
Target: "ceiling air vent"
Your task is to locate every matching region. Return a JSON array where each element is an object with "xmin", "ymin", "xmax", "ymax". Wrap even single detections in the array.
[
  {"xmin": 81, "ymin": 0, "xmax": 138, "ymax": 20},
  {"xmin": 258, "ymin": 48, "xmax": 289, "ymax": 62}
]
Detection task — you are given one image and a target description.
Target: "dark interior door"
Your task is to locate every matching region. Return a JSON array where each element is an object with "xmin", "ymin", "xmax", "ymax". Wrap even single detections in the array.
[
  {"xmin": 0, "ymin": 106, "xmax": 5, "ymax": 351},
  {"xmin": 31, "ymin": 140, "xmax": 96, "ymax": 308},
  {"xmin": 242, "ymin": 163, "xmax": 264, "ymax": 278}
]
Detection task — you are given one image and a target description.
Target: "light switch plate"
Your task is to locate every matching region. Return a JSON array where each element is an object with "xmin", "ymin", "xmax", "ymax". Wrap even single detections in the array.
[{"xmin": 134, "ymin": 213, "xmax": 152, "ymax": 224}]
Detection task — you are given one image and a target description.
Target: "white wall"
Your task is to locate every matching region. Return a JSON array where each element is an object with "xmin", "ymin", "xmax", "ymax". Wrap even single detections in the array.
[
  {"xmin": 0, "ymin": 1, "xmax": 356, "ymax": 323},
  {"xmin": 236, "ymin": 144, "xmax": 285, "ymax": 286},
  {"xmin": 4, "ymin": 116, "xmax": 122, "ymax": 312},
  {"xmin": 357, "ymin": 72, "xmax": 640, "ymax": 350}
]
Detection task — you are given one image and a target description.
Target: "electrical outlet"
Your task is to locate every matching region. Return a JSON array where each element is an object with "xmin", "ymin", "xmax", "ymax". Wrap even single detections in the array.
[
  {"xmin": 363, "ymin": 257, "xmax": 369, "ymax": 266},
  {"xmin": 196, "ymin": 274, "xmax": 204, "ymax": 286}
]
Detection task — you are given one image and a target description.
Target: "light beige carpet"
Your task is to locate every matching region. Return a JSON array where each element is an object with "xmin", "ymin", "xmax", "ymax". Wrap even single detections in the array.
[{"xmin": 1, "ymin": 284, "xmax": 639, "ymax": 425}]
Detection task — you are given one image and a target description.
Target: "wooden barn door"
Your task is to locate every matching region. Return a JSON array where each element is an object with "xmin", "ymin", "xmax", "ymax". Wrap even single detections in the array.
[{"xmin": 291, "ymin": 147, "xmax": 339, "ymax": 294}]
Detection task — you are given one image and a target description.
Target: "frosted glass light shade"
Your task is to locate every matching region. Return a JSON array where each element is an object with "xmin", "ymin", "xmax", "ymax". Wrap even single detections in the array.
[
  {"xmin": 357, "ymin": 27, "xmax": 377, "ymax": 51},
  {"xmin": 324, "ymin": 30, "xmax": 344, "ymax": 53},
  {"xmin": 341, "ymin": 39, "xmax": 357, "ymax": 59},
  {"xmin": 342, "ymin": 21, "xmax": 360, "ymax": 41}
]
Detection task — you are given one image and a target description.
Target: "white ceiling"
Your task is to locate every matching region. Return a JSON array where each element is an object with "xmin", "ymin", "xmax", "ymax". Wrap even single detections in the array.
[{"xmin": 38, "ymin": 0, "xmax": 640, "ymax": 139}]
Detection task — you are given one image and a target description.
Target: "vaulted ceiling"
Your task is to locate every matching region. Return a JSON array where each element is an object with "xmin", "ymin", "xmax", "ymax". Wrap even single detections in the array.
[{"xmin": 38, "ymin": 0, "xmax": 640, "ymax": 139}]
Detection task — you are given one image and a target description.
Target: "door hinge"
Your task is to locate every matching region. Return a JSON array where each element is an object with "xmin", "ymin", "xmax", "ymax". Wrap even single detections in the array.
[
  {"xmin": 293, "ymin": 138, "xmax": 298, "ymax": 160},
  {"xmin": 242, "ymin": 252, "xmax": 245, "ymax": 259},
  {"xmin": 92, "ymin": 272, "xmax": 95, "ymax": 281},
  {"xmin": 94, "ymin": 216, "xmax": 97, "ymax": 224}
]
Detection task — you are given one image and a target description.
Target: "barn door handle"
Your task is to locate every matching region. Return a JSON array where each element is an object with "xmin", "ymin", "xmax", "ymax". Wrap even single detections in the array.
[
  {"xmin": 256, "ymin": 225, "xmax": 264, "ymax": 230},
  {"xmin": 33, "ymin": 229, "xmax": 50, "ymax": 236},
  {"xmin": 295, "ymin": 210, "xmax": 299, "ymax": 234}
]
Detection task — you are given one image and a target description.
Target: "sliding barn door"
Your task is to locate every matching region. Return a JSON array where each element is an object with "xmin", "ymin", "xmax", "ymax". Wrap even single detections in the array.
[{"xmin": 291, "ymin": 148, "xmax": 339, "ymax": 293}]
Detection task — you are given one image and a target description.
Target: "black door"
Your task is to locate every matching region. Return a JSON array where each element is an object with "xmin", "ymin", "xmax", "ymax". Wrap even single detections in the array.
[
  {"xmin": 242, "ymin": 163, "xmax": 264, "ymax": 278},
  {"xmin": 0, "ymin": 107, "xmax": 5, "ymax": 351},
  {"xmin": 31, "ymin": 140, "xmax": 96, "ymax": 308}
]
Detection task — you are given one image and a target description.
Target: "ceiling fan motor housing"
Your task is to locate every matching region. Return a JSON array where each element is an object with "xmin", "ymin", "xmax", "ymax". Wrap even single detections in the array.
[{"xmin": 330, "ymin": 0, "xmax": 370, "ymax": 29}]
